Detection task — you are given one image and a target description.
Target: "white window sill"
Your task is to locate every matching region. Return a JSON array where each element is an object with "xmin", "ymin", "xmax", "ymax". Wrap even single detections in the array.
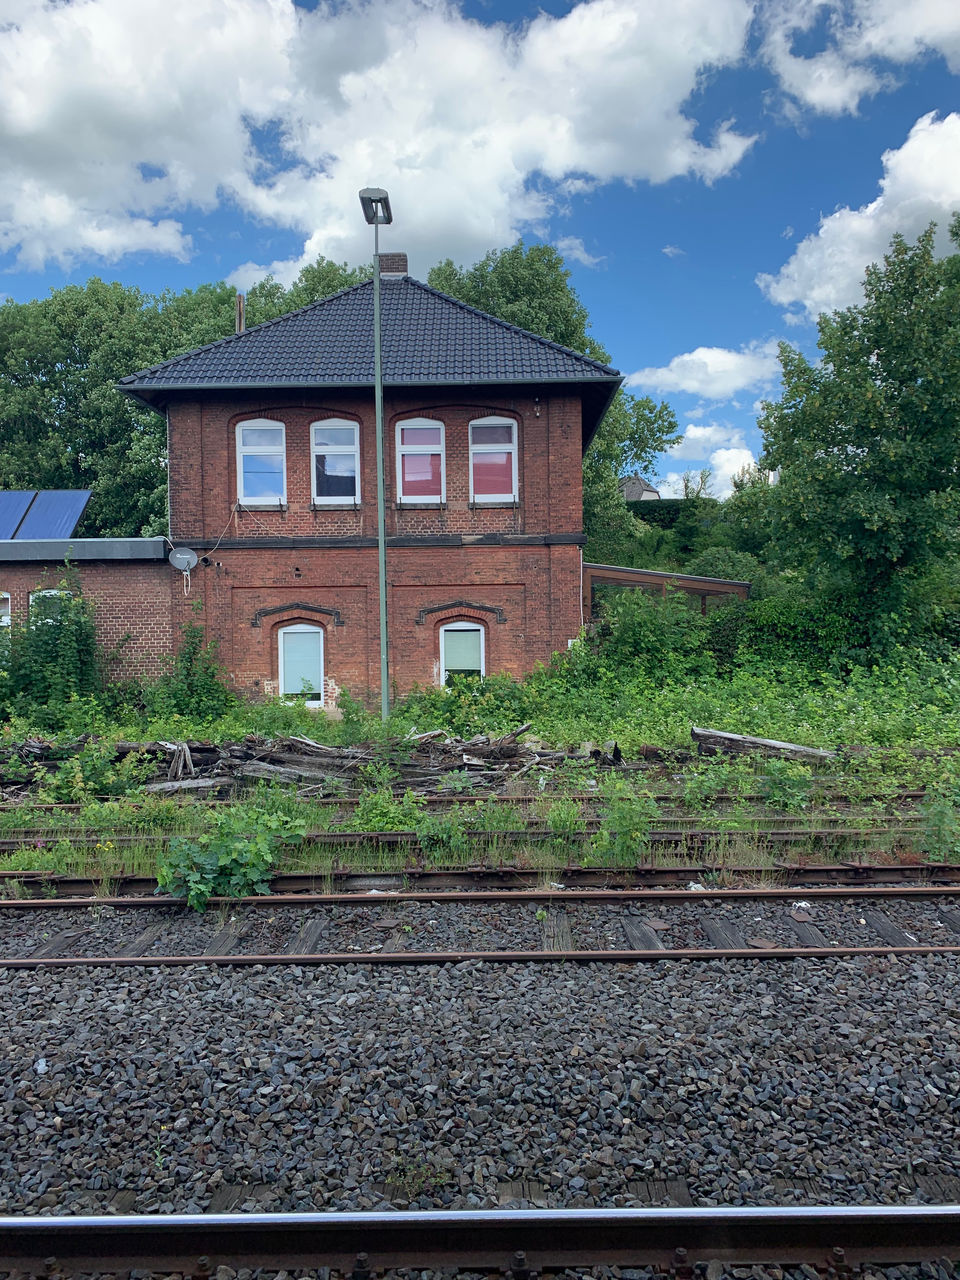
[
  {"xmin": 469, "ymin": 499, "xmax": 519, "ymax": 508},
  {"xmin": 397, "ymin": 501, "xmax": 446, "ymax": 509},
  {"xmin": 239, "ymin": 501, "xmax": 287, "ymax": 511},
  {"xmin": 311, "ymin": 502, "xmax": 362, "ymax": 511}
]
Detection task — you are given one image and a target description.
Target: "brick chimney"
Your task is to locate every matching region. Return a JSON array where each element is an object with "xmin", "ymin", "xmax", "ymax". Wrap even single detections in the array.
[{"xmin": 378, "ymin": 251, "xmax": 408, "ymax": 275}]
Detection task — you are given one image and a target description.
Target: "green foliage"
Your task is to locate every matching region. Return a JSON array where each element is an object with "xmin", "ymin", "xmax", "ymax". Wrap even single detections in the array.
[
  {"xmin": 397, "ymin": 674, "xmax": 536, "ymax": 739},
  {"xmin": 143, "ymin": 607, "xmax": 235, "ymax": 722},
  {"xmin": 349, "ymin": 788, "xmax": 425, "ymax": 833},
  {"xmin": 760, "ymin": 218, "xmax": 960, "ymax": 646},
  {"xmin": 157, "ymin": 804, "xmax": 307, "ymax": 911},
  {"xmin": 0, "ymin": 580, "xmax": 103, "ymax": 726},
  {"xmin": 919, "ymin": 784, "xmax": 960, "ymax": 862},
  {"xmin": 415, "ymin": 807, "xmax": 472, "ymax": 861},
  {"xmin": 589, "ymin": 588, "xmax": 714, "ymax": 682},
  {"xmin": 542, "ymin": 797, "xmax": 586, "ymax": 849},
  {"xmin": 428, "ymin": 242, "xmax": 593, "ymax": 351},
  {"xmin": 590, "ymin": 777, "xmax": 658, "ymax": 864},
  {"xmin": 34, "ymin": 742, "xmax": 153, "ymax": 803},
  {"xmin": 756, "ymin": 758, "xmax": 814, "ymax": 812}
]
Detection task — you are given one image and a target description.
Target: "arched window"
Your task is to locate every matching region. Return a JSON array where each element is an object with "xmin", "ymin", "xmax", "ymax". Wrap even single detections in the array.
[
  {"xmin": 278, "ymin": 624, "xmax": 324, "ymax": 707},
  {"xmin": 439, "ymin": 621, "xmax": 485, "ymax": 683}
]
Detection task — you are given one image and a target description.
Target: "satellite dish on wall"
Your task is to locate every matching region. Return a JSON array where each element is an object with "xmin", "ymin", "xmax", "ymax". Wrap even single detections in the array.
[{"xmin": 168, "ymin": 547, "xmax": 199, "ymax": 571}]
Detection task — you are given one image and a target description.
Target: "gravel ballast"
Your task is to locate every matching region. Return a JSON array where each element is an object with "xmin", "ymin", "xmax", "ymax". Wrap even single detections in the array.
[
  {"xmin": 1, "ymin": 955, "xmax": 959, "ymax": 1217},
  {"xmin": 3, "ymin": 895, "xmax": 958, "ymax": 958}
]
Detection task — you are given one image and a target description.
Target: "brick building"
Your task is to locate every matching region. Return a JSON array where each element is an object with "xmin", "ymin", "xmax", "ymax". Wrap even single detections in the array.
[{"xmin": 1, "ymin": 258, "xmax": 623, "ymax": 706}]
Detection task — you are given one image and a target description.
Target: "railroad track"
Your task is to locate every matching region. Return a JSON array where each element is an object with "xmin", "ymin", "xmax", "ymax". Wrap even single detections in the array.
[
  {"xmin": 3, "ymin": 860, "xmax": 960, "ymax": 899},
  {"xmin": 4, "ymin": 884, "xmax": 960, "ymax": 968},
  {"xmin": 1, "ymin": 1205, "xmax": 959, "ymax": 1273}
]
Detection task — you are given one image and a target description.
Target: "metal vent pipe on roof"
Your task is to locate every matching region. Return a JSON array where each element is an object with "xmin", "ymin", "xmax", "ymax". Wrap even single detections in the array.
[{"xmin": 235, "ymin": 293, "xmax": 245, "ymax": 335}]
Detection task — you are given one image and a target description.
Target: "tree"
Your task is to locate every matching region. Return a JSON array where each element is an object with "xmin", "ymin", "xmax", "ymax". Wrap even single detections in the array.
[
  {"xmin": 0, "ymin": 279, "xmax": 172, "ymax": 536},
  {"xmin": 429, "ymin": 241, "xmax": 678, "ymax": 560},
  {"xmin": 759, "ymin": 219, "xmax": 960, "ymax": 643},
  {"xmin": 0, "ymin": 258, "xmax": 369, "ymax": 537}
]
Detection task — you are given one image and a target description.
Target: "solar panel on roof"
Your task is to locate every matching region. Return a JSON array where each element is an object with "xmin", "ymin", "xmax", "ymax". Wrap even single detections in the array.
[
  {"xmin": 15, "ymin": 490, "xmax": 91, "ymax": 540},
  {"xmin": 0, "ymin": 491, "xmax": 37, "ymax": 540}
]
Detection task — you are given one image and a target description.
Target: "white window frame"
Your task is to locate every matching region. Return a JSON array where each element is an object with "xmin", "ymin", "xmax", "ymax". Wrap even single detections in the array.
[
  {"xmin": 236, "ymin": 418, "xmax": 287, "ymax": 506},
  {"xmin": 396, "ymin": 417, "xmax": 446, "ymax": 504},
  {"xmin": 469, "ymin": 415, "xmax": 518, "ymax": 504},
  {"xmin": 439, "ymin": 620, "xmax": 485, "ymax": 683},
  {"xmin": 311, "ymin": 418, "xmax": 361, "ymax": 505},
  {"xmin": 29, "ymin": 588, "xmax": 72, "ymax": 626},
  {"xmin": 0, "ymin": 593, "xmax": 9, "ymax": 627},
  {"xmin": 277, "ymin": 623, "xmax": 325, "ymax": 708}
]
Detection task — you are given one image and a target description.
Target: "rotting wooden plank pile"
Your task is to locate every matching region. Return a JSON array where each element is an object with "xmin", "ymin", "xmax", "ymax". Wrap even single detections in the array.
[{"xmin": 0, "ymin": 725, "xmax": 654, "ymax": 802}]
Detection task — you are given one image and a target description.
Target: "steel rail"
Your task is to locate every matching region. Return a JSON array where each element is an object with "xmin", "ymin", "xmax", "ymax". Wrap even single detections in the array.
[
  {"xmin": 5, "ymin": 860, "xmax": 960, "ymax": 901},
  {"xmin": 1, "ymin": 1205, "xmax": 959, "ymax": 1271},
  {"xmin": 3, "ymin": 861, "xmax": 960, "ymax": 898},
  {"xmin": 4, "ymin": 883, "xmax": 960, "ymax": 909},
  {"xmin": 5, "ymin": 943, "xmax": 960, "ymax": 970}
]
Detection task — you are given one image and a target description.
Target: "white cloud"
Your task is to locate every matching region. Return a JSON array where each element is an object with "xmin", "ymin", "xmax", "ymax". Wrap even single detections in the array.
[
  {"xmin": 757, "ymin": 111, "xmax": 960, "ymax": 322},
  {"xmin": 661, "ymin": 244, "xmax": 685, "ymax": 257},
  {"xmin": 0, "ymin": 0, "xmax": 756, "ymax": 274},
  {"xmin": 710, "ymin": 446, "xmax": 758, "ymax": 494},
  {"xmin": 669, "ymin": 423, "xmax": 746, "ymax": 458},
  {"xmin": 656, "ymin": 444, "xmax": 756, "ymax": 497},
  {"xmin": 758, "ymin": 0, "xmax": 960, "ymax": 116},
  {"xmin": 627, "ymin": 338, "xmax": 781, "ymax": 399},
  {"xmin": 554, "ymin": 236, "xmax": 605, "ymax": 267}
]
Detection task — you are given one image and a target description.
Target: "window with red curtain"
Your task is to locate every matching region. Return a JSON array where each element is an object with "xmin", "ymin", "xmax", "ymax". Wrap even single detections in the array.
[
  {"xmin": 470, "ymin": 417, "xmax": 517, "ymax": 502},
  {"xmin": 397, "ymin": 420, "xmax": 445, "ymax": 501}
]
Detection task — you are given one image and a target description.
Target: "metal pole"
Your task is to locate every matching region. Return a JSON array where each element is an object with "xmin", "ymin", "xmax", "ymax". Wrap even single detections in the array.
[{"xmin": 373, "ymin": 221, "xmax": 389, "ymax": 720}]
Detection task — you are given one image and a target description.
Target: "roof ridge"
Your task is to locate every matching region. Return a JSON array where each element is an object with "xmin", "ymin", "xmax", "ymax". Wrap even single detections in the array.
[
  {"xmin": 118, "ymin": 277, "xmax": 373, "ymax": 385},
  {"xmin": 404, "ymin": 276, "xmax": 620, "ymax": 376}
]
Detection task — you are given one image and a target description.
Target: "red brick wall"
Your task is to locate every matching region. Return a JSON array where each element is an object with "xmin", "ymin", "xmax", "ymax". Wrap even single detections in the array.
[
  {"xmin": 186, "ymin": 543, "xmax": 583, "ymax": 702},
  {"xmin": 160, "ymin": 384, "xmax": 588, "ymax": 703},
  {"xmin": 168, "ymin": 389, "xmax": 583, "ymax": 542},
  {"xmin": 0, "ymin": 562, "xmax": 176, "ymax": 681},
  {"xmin": 0, "ymin": 387, "xmax": 587, "ymax": 703}
]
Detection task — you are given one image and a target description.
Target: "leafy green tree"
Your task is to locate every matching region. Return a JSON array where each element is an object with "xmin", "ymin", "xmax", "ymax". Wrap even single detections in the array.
[
  {"xmin": 430, "ymin": 241, "xmax": 678, "ymax": 559},
  {"xmin": 0, "ymin": 258, "xmax": 369, "ymax": 537},
  {"xmin": 0, "ymin": 279, "xmax": 171, "ymax": 536},
  {"xmin": 246, "ymin": 257, "xmax": 370, "ymax": 323},
  {"xmin": 760, "ymin": 219, "xmax": 960, "ymax": 644}
]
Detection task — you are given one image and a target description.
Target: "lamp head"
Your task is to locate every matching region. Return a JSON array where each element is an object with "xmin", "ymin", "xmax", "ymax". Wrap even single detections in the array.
[{"xmin": 359, "ymin": 188, "xmax": 393, "ymax": 225}]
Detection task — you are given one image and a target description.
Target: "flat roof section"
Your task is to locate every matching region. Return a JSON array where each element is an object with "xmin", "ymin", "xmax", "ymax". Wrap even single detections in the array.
[{"xmin": 0, "ymin": 538, "xmax": 168, "ymax": 562}]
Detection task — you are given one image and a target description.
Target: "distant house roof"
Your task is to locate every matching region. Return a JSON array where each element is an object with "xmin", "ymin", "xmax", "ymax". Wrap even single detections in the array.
[
  {"xmin": 118, "ymin": 275, "xmax": 623, "ymax": 446},
  {"xmin": 619, "ymin": 475, "xmax": 660, "ymax": 501}
]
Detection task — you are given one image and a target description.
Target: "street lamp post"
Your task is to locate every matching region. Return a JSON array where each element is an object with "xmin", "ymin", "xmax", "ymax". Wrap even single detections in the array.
[{"xmin": 359, "ymin": 187, "xmax": 393, "ymax": 722}]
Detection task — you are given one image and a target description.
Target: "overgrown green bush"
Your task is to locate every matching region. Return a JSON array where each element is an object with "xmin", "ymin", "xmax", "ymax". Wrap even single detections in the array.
[
  {"xmin": 588, "ymin": 587, "xmax": 714, "ymax": 682},
  {"xmin": 142, "ymin": 606, "xmax": 235, "ymax": 722},
  {"xmin": 157, "ymin": 805, "xmax": 307, "ymax": 910},
  {"xmin": 0, "ymin": 579, "xmax": 103, "ymax": 726}
]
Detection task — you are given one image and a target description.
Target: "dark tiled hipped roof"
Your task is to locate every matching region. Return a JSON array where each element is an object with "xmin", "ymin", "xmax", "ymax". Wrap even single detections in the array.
[{"xmin": 119, "ymin": 276, "xmax": 622, "ymax": 440}]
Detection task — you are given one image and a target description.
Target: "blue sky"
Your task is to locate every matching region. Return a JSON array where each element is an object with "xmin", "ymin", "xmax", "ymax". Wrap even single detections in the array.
[{"xmin": 1, "ymin": 0, "xmax": 959, "ymax": 494}]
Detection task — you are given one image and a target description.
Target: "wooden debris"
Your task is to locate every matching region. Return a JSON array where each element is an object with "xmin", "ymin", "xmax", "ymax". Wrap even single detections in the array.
[{"xmin": 691, "ymin": 726, "xmax": 836, "ymax": 762}]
